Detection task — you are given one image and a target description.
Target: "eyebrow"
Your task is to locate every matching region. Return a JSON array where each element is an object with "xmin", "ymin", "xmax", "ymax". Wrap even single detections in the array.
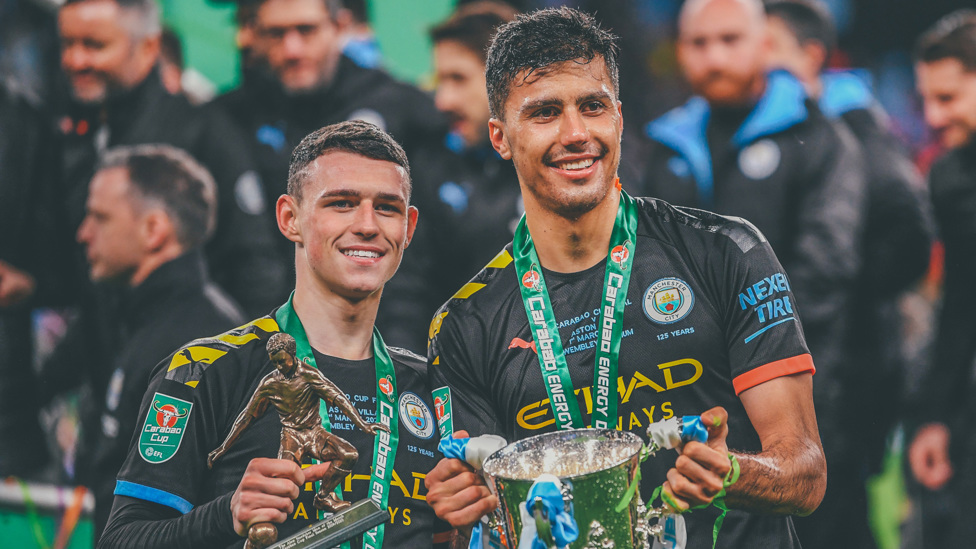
[
  {"xmin": 316, "ymin": 188, "xmax": 406, "ymax": 203},
  {"xmin": 518, "ymin": 90, "xmax": 614, "ymax": 116}
]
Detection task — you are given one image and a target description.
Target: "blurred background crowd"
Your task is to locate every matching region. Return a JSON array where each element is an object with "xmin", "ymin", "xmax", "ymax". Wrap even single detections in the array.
[{"xmin": 0, "ymin": 0, "xmax": 975, "ymax": 548}]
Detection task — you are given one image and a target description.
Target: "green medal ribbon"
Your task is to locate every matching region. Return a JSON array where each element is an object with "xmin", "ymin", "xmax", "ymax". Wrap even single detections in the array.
[
  {"xmin": 512, "ymin": 189, "xmax": 639, "ymax": 430},
  {"xmin": 275, "ymin": 293, "xmax": 400, "ymax": 549}
]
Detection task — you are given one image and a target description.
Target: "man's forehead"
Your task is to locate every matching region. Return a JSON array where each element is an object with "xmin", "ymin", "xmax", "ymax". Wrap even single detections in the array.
[
  {"xmin": 510, "ymin": 58, "xmax": 613, "ymax": 98},
  {"xmin": 60, "ymin": 0, "xmax": 123, "ymax": 28},
  {"xmin": 306, "ymin": 151, "xmax": 409, "ymax": 198},
  {"xmin": 257, "ymin": 0, "xmax": 330, "ymax": 25},
  {"xmin": 679, "ymin": 0, "xmax": 764, "ymax": 34}
]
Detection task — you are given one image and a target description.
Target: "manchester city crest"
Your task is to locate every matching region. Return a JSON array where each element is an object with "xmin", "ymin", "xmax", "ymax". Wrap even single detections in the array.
[
  {"xmin": 643, "ymin": 277, "xmax": 695, "ymax": 324},
  {"xmin": 398, "ymin": 392, "xmax": 434, "ymax": 439}
]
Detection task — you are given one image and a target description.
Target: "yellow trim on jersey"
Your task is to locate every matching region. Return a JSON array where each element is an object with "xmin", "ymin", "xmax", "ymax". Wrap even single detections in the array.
[
  {"xmin": 167, "ymin": 346, "xmax": 228, "ymax": 372},
  {"xmin": 485, "ymin": 249, "xmax": 514, "ymax": 269},
  {"xmin": 185, "ymin": 381, "xmax": 200, "ymax": 388},
  {"xmin": 452, "ymin": 283, "xmax": 485, "ymax": 300}
]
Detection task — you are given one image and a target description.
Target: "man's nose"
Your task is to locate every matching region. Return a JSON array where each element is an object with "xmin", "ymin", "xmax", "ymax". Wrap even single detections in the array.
[
  {"xmin": 62, "ymin": 44, "xmax": 90, "ymax": 72},
  {"xmin": 560, "ymin": 108, "xmax": 591, "ymax": 147},
  {"xmin": 352, "ymin": 203, "xmax": 380, "ymax": 236},
  {"xmin": 281, "ymin": 30, "xmax": 306, "ymax": 58}
]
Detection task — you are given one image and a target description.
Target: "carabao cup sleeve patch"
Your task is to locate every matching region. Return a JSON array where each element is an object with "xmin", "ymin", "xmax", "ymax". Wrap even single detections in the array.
[{"xmin": 139, "ymin": 392, "xmax": 193, "ymax": 464}]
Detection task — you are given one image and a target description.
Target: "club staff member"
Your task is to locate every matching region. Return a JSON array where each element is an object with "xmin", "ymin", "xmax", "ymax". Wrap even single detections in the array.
[
  {"xmin": 42, "ymin": 145, "xmax": 245, "ymax": 537},
  {"xmin": 764, "ymin": 3, "xmax": 935, "ymax": 547},
  {"xmin": 908, "ymin": 11, "xmax": 976, "ymax": 548},
  {"xmin": 425, "ymin": 8, "xmax": 825, "ymax": 549},
  {"xmin": 57, "ymin": 0, "xmax": 284, "ymax": 316},
  {"xmin": 98, "ymin": 121, "xmax": 451, "ymax": 549}
]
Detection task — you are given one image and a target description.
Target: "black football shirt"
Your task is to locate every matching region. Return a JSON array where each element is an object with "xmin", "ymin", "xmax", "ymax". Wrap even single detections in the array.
[{"xmin": 428, "ymin": 197, "xmax": 814, "ymax": 549}]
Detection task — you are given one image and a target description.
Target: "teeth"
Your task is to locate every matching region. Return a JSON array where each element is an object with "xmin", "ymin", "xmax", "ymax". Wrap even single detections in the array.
[
  {"xmin": 558, "ymin": 158, "xmax": 595, "ymax": 170},
  {"xmin": 344, "ymin": 250, "xmax": 380, "ymax": 258}
]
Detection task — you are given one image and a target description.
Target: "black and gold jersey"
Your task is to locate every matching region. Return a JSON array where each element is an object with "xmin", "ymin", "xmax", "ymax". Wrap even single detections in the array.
[
  {"xmin": 110, "ymin": 313, "xmax": 447, "ymax": 549},
  {"xmin": 428, "ymin": 197, "xmax": 813, "ymax": 549}
]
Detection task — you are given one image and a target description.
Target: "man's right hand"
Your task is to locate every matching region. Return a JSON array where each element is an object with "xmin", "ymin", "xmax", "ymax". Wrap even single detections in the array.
[
  {"xmin": 424, "ymin": 430, "xmax": 497, "ymax": 529},
  {"xmin": 230, "ymin": 458, "xmax": 306, "ymax": 537},
  {"xmin": 909, "ymin": 422, "xmax": 953, "ymax": 490}
]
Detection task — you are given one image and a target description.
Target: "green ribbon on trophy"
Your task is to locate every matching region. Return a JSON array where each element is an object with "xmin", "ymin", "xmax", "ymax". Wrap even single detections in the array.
[
  {"xmin": 275, "ymin": 294, "xmax": 400, "ymax": 549},
  {"xmin": 513, "ymin": 188, "xmax": 638, "ymax": 430}
]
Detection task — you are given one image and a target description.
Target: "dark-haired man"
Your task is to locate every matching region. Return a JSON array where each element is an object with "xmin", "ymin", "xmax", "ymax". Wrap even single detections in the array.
[
  {"xmin": 99, "ymin": 121, "xmax": 450, "ymax": 549},
  {"xmin": 41, "ymin": 145, "xmax": 245, "ymax": 536},
  {"xmin": 763, "ymin": 2, "xmax": 935, "ymax": 547},
  {"xmin": 425, "ymin": 7, "xmax": 825, "ymax": 549},
  {"xmin": 57, "ymin": 0, "xmax": 284, "ymax": 316},
  {"xmin": 907, "ymin": 10, "xmax": 976, "ymax": 547}
]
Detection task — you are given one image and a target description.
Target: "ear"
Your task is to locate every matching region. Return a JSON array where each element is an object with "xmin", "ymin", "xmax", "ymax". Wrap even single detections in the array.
[
  {"xmin": 138, "ymin": 34, "xmax": 161, "ymax": 69},
  {"xmin": 404, "ymin": 205, "xmax": 419, "ymax": 248},
  {"xmin": 804, "ymin": 42, "xmax": 828, "ymax": 79},
  {"xmin": 277, "ymin": 194, "xmax": 303, "ymax": 244},
  {"xmin": 488, "ymin": 118, "xmax": 512, "ymax": 160},
  {"xmin": 141, "ymin": 209, "xmax": 174, "ymax": 252}
]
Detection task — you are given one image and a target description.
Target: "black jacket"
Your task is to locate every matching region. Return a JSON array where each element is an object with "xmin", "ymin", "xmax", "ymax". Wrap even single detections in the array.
[
  {"xmin": 0, "ymin": 80, "xmax": 57, "ymax": 476},
  {"xmin": 57, "ymin": 69, "xmax": 286, "ymax": 316},
  {"xmin": 640, "ymin": 70, "xmax": 868, "ymax": 440},
  {"xmin": 818, "ymin": 72, "xmax": 934, "ymax": 468},
  {"xmin": 42, "ymin": 251, "xmax": 244, "ymax": 537},
  {"xmin": 920, "ymin": 138, "xmax": 976, "ymax": 432}
]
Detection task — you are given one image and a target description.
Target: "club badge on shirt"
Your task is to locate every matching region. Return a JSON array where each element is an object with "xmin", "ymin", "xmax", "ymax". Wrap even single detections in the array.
[
  {"xmin": 643, "ymin": 277, "xmax": 695, "ymax": 324},
  {"xmin": 398, "ymin": 392, "xmax": 434, "ymax": 439},
  {"xmin": 139, "ymin": 393, "xmax": 193, "ymax": 464}
]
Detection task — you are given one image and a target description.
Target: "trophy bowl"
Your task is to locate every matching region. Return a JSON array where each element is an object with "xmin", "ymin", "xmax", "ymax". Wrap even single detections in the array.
[{"xmin": 482, "ymin": 428, "xmax": 645, "ymax": 548}]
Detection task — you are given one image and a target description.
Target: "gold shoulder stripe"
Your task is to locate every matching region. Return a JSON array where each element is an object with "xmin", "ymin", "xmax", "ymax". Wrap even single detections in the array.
[
  {"xmin": 215, "ymin": 332, "xmax": 259, "ymax": 346},
  {"xmin": 433, "ymin": 356, "xmax": 439, "ymax": 365},
  {"xmin": 168, "ymin": 346, "xmax": 228, "ymax": 372},
  {"xmin": 486, "ymin": 249, "xmax": 514, "ymax": 269},
  {"xmin": 452, "ymin": 283, "xmax": 485, "ymax": 300},
  {"xmin": 429, "ymin": 311, "xmax": 449, "ymax": 342},
  {"xmin": 185, "ymin": 381, "xmax": 200, "ymax": 388}
]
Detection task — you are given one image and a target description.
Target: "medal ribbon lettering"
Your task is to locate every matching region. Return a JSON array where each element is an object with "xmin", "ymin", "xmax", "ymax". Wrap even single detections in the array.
[
  {"xmin": 512, "ymin": 189, "xmax": 638, "ymax": 430},
  {"xmin": 276, "ymin": 293, "xmax": 399, "ymax": 549}
]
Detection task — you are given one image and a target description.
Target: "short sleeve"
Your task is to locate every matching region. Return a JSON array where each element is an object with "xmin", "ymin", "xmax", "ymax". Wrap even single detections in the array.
[
  {"xmin": 427, "ymin": 307, "xmax": 500, "ymax": 440},
  {"xmin": 721, "ymin": 235, "xmax": 815, "ymax": 395},
  {"xmin": 114, "ymin": 355, "xmax": 226, "ymax": 513}
]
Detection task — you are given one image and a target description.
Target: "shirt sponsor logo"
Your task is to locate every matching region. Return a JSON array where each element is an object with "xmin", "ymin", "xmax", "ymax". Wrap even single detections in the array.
[
  {"xmin": 139, "ymin": 393, "xmax": 192, "ymax": 464},
  {"xmin": 643, "ymin": 278, "xmax": 695, "ymax": 324},
  {"xmin": 737, "ymin": 272, "xmax": 796, "ymax": 343},
  {"xmin": 398, "ymin": 392, "xmax": 434, "ymax": 439},
  {"xmin": 738, "ymin": 139, "xmax": 781, "ymax": 180}
]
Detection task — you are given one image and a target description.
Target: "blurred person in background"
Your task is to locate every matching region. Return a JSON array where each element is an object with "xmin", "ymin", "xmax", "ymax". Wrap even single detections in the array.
[
  {"xmin": 0, "ymin": 78, "xmax": 59, "ymax": 479},
  {"xmin": 401, "ymin": 0, "xmax": 521, "ymax": 344},
  {"xmin": 640, "ymin": 0, "xmax": 869, "ymax": 540},
  {"xmin": 56, "ymin": 0, "xmax": 285, "ymax": 317},
  {"xmin": 40, "ymin": 144, "xmax": 244, "ymax": 538},
  {"xmin": 214, "ymin": 0, "xmax": 447, "ymax": 350},
  {"xmin": 763, "ymin": 1, "xmax": 935, "ymax": 547},
  {"xmin": 908, "ymin": 10, "xmax": 976, "ymax": 547},
  {"xmin": 336, "ymin": 0, "xmax": 381, "ymax": 69}
]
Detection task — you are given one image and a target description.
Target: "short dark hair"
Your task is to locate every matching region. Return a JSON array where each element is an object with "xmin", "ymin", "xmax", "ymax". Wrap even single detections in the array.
[
  {"xmin": 765, "ymin": 0, "xmax": 836, "ymax": 71},
  {"xmin": 915, "ymin": 10, "xmax": 976, "ymax": 72},
  {"xmin": 429, "ymin": 1, "xmax": 519, "ymax": 64},
  {"xmin": 98, "ymin": 144, "xmax": 217, "ymax": 251},
  {"xmin": 287, "ymin": 120, "xmax": 411, "ymax": 203},
  {"xmin": 485, "ymin": 7, "xmax": 619, "ymax": 119},
  {"xmin": 241, "ymin": 0, "xmax": 344, "ymax": 24}
]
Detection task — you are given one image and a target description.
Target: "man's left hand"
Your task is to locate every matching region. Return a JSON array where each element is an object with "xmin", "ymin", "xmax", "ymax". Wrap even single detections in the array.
[{"xmin": 661, "ymin": 406, "xmax": 732, "ymax": 511}]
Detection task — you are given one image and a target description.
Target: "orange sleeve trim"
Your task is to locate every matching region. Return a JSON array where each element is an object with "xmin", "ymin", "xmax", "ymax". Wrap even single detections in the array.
[{"xmin": 732, "ymin": 353, "xmax": 815, "ymax": 395}]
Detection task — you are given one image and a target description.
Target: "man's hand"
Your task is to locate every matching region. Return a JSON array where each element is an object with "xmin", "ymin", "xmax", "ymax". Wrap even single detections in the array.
[
  {"xmin": 230, "ymin": 458, "xmax": 311, "ymax": 537},
  {"xmin": 909, "ymin": 422, "xmax": 953, "ymax": 490},
  {"xmin": 424, "ymin": 430, "xmax": 497, "ymax": 529},
  {"xmin": 661, "ymin": 407, "xmax": 732, "ymax": 511},
  {"xmin": 0, "ymin": 260, "xmax": 35, "ymax": 307}
]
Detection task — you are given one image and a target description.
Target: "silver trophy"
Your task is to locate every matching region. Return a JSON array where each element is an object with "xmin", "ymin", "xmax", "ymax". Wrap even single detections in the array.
[{"xmin": 478, "ymin": 418, "xmax": 703, "ymax": 549}]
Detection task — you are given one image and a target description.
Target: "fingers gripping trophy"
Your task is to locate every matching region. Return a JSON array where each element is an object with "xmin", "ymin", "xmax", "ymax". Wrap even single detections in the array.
[{"xmin": 208, "ymin": 332, "xmax": 389, "ymax": 549}]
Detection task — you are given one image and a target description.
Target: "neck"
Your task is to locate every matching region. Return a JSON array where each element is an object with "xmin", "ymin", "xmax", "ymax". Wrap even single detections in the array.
[
  {"xmin": 292, "ymin": 274, "xmax": 378, "ymax": 361},
  {"xmin": 129, "ymin": 245, "xmax": 184, "ymax": 287},
  {"xmin": 524, "ymin": 186, "xmax": 620, "ymax": 273}
]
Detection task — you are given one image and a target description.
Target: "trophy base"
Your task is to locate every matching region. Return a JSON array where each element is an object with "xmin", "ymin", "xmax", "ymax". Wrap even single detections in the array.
[{"xmin": 267, "ymin": 499, "xmax": 390, "ymax": 549}]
